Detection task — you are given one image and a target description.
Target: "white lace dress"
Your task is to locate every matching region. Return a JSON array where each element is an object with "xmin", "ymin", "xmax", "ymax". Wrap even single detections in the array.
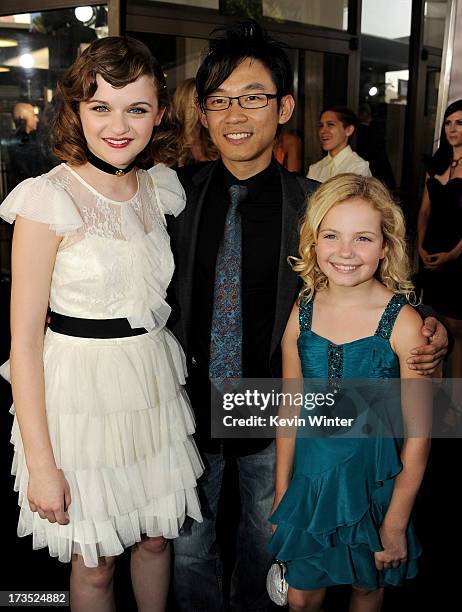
[{"xmin": 0, "ymin": 163, "xmax": 203, "ymax": 567}]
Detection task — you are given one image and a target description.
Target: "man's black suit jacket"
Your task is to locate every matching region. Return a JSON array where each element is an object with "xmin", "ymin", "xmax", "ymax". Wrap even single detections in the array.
[{"xmin": 167, "ymin": 160, "xmax": 318, "ymax": 381}]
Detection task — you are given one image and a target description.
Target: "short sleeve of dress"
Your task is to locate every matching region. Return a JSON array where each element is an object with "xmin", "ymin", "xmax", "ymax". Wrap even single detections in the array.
[
  {"xmin": 0, "ymin": 174, "xmax": 83, "ymax": 235},
  {"xmin": 148, "ymin": 163, "xmax": 186, "ymax": 217}
]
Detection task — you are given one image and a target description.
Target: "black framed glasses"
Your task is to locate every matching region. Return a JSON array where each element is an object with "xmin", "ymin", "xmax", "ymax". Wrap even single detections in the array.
[{"xmin": 203, "ymin": 93, "xmax": 278, "ymax": 111}]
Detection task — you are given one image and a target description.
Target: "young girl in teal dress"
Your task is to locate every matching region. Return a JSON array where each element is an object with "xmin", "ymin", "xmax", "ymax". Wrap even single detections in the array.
[{"xmin": 269, "ymin": 174, "xmax": 431, "ymax": 612}]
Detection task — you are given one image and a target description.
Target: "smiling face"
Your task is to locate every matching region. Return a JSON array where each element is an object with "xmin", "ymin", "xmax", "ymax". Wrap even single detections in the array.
[
  {"xmin": 318, "ymin": 111, "xmax": 354, "ymax": 157},
  {"xmin": 444, "ymin": 110, "xmax": 462, "ymax": 150},
  {"xmin": 200, "ymin": 58, "xmax": 294, "ymax": 178},
  {"xmin": 79, "ymin": 74, "xmax": 165, "ymax": 168},
  {"xmin": 315, "ymin": 197, "xmax": 385, "ymax": 289}
]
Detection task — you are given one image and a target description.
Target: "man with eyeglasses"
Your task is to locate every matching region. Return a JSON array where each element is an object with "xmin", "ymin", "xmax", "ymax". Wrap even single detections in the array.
[
  {"xmin": 166, "ymin": 21, "xmax": 310, "ymax": 611},
  {"xmin": 166, "ymin": 20, "xmax": 447, "ymax": 612}
]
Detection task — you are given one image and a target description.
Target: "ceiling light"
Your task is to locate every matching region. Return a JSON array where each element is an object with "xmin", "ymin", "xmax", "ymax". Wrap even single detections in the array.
[
  {"xmin": 75, "ymin": 7, "xmax": 94, "ymax": 23},
  {"xmin": 4, "ymin": 48, "xmax": 48, "ymax": 70},
  {"xmin": 368, "ymin": 86, "xmax": 378, "ymax": 96},
  {"xmin": 0, "ymin": 38, "xmax": 18, "ymax": 48},
  {"xmin": 20, "ymin": 54, "xmax": 34, "ymax": 69}
]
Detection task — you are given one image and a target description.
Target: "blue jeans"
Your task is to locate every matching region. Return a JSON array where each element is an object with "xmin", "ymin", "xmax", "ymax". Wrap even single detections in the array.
[{"xmin": 173, "ymin": 442, "xmax": 275, "ymax": 611}]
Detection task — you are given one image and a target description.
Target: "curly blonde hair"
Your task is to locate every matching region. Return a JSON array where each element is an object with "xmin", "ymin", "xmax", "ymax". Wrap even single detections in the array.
[{"xmin": 291, "ymin": 173, "xmax": 414, "ymax": 301}]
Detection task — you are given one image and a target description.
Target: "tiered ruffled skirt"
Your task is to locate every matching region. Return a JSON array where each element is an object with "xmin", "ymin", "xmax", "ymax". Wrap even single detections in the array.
[
  {"xmin": 268, "ymin": 437, "xmax": 421, "ymax": 590},
  {"xmin": 2, "ymin": 327, "xmax": 203, "ymax": 567}
]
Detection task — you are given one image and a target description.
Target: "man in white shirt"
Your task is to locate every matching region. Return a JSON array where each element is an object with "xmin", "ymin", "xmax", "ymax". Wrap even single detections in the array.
[{"xmin": 307, "ymin": 106, "xmax": 371, "ymax": 182}]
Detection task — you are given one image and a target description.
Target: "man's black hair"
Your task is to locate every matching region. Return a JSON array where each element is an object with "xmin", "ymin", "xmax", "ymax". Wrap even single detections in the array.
[{"xmin": 196, "ymin": 20, "xmax": 293, "ymax": 110}]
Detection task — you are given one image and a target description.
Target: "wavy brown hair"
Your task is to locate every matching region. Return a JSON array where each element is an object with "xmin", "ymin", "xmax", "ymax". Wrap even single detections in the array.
[
  {"xmin": 172, "ymin": 78, "xmax": 218, "ymax": 166},
  {"xmin": 51, "ymin": 36, "xmax": 179, "ymax": 167},
  {"xmin": 291, "ymin": 173, "xmax": 415, "ymax": 301}
]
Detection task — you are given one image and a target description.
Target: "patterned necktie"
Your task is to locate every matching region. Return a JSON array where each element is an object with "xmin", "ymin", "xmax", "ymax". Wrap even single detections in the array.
[{"xmin": 209, "ymin": 184, "xmax": 248, "ymax": 381}]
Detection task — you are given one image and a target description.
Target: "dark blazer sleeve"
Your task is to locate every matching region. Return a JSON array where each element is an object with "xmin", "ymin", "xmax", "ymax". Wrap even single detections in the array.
[
  {"xmin": 415, "ymin": 303, "xmax": 440, "ymax": 321},
  {"xmin": 268, "ymin": 169, "xmax": 320, "ymax": 376},
  {"xmin": 165, "ymin": 166, "xmax": 194, "ymax": 347},
  {"xmin": 296, "ymin": 174, "xmax": 321, "ymax": 201},
  {"xmin": 165, "ymin": 162, "xmax": 212, "ymax": 351}
]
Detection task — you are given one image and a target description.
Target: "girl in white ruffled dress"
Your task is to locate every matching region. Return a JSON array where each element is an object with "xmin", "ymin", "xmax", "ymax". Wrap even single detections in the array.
[{"xmin": 0, "ymin": 36, "xmax": 203, "ymax": 611}]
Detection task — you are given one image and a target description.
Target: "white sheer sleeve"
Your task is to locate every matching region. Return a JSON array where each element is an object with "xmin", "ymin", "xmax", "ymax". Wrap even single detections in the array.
[
  {"xmin": 0, "ymin": 174, "xmax": 83, "ymax": 235},
  {"xmin": 148, "ymin": 163, "xmax": 186, "ymax": 217}
]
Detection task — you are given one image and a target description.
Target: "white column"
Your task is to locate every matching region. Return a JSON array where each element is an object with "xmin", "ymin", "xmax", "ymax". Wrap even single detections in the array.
[{"xmin": 434, "ymin": 0, "xmax": 462, "ymax": 149}]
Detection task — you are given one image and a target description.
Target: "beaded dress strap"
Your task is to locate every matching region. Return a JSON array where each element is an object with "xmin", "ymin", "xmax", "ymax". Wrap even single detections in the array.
[
  {"xmin": 374, "ymin": 294, "xmax": 408, "ymax": 340},
  {"xmin": 299, "ymin": 297, "xmax": 313, "ymax": 332}
]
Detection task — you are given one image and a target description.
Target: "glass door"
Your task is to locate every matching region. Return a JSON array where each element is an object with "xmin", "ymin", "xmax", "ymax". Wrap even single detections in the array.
[{"xmin": 0, "ymin": 7, "xmax": 109, "ymax": 278}]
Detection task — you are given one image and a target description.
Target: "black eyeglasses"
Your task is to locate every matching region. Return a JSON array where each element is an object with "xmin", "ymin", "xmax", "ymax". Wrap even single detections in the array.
[{"xmin": 203, "ymin": 93, "xmax": 278, "ymax": 111}]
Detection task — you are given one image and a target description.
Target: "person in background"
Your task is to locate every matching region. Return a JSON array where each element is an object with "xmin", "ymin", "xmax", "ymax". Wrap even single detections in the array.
[
  {"xmin": 273, "ymin": 128, "xmax": 303, "ymax": 173},
  {"xmin": 418, "ymin": 99, "xmax": 462, "ymax": 422},
  {"xmin": 7, "ymin": 102, "xmax": 58, "ymax": 190},
  {"xmin": 172, "ymin": 77, "xmax": 219, "ymax": 167},
  {"xmin": 307, "ymin": 106, "xmax": 371, "ymax": 182},
  {"xmin": 12, "ymin": 102, "xmax": 39, "ymax": 136}
]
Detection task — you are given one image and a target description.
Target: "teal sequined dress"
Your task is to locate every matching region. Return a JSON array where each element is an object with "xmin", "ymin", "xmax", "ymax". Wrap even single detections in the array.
[{"xmin": 268, "ymin": 293, "xmax": 421, "ymax": 591}]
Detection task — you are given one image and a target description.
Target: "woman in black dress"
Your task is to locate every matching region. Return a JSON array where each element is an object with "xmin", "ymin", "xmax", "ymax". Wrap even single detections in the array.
[{"xmin": 418, "ymin": 99, "xmax": 462, "ymax": 417}]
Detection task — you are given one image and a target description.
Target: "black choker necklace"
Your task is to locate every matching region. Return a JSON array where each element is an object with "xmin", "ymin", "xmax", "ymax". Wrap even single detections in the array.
[{"xmin": 85, "ymin": 148, "xmax": 137, "ymax": 177}]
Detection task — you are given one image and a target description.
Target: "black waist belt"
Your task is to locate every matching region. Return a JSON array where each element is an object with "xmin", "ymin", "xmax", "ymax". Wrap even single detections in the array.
[{"xmin": 48, "ymin": 312, "xmax": 148, "ymax": 339}]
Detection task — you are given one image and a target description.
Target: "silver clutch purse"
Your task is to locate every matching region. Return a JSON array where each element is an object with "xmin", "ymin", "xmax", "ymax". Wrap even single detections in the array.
[{"xmin": 266, "ymin": 559, "xmax": 288, "ymax": 606}]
